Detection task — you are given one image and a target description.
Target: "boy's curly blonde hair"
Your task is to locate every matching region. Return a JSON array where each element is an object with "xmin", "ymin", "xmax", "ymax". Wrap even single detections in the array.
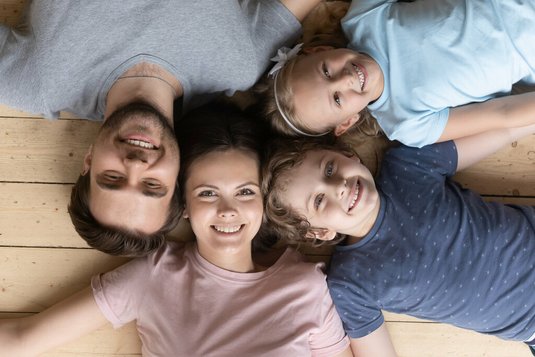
[{"xmin": 262, "ymin": 135, "xmax": 356, "ymax": 246}]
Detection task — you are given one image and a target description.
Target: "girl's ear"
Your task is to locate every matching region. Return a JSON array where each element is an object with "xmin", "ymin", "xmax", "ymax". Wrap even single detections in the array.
[
  {"xmin": 334, "ymin": 114, "xmax": 360, "ymax": 136},
  {"xmin": 81, "ymin": 145, "xmax": 93, "ymax": 176},
  {"xmin": 305, "ymin": 228, "xmax": 337, "ymax": 241},
  {"xmin": 302, "ymin": 45, "xmax": 335, "ymax": 55}
]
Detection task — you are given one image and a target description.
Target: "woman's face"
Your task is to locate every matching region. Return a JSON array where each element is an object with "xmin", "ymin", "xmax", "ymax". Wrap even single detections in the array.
[{"xmin": 183, "ymin": 149, "xmax": 263, "ymax": 255}]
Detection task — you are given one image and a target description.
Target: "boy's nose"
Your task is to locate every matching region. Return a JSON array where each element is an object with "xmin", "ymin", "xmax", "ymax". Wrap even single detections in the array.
[{"xmin": 335, "ymin": 178, "xmax": 347, "ymax": 199}]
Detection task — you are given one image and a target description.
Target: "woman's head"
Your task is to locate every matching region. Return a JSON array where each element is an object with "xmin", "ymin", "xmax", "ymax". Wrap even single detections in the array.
[
  {"xmin": 176, "ymin": 104, "xmax": 271, "ymax": 252},
  {"xmin": 263, "ymin": 136, "xmax": 380, "ymax": 245},
  {"xmin": 260, "ymin": 46, "xmax": 383, "ymax": 138}
]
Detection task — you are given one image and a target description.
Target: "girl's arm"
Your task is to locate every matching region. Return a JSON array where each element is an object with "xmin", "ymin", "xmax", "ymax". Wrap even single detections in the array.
[
  {"xmin": 455, "ymin": 123, "xmax": 535, "ymax": 171},
  {"xmin": 0, "ymin": 287, "xmax": 108, "ymax": 357},
  {"xmin": 438, "ymin": 91, "xmax": 535, "ymax": 143},
  {"xmin": 349, "ymin": 324, "xmax": 398, "ymax": 357},
  {"xmin": 279, "ymin": 0, "xmax": 322, "ymax": 22}
]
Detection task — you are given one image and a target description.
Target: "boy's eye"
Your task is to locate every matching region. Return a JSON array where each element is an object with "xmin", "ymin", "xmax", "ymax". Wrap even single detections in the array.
[
  {"xmin": 238, "ymin": 188, "xmax": 255, "ymax": 196},
  {"xmin": 325, "ymin": 161, "xmax": 334, "ymax": 177},
  {"xmin": 333, "ymin": 92, "xmax": 341, "ymax": 106},
  {"xmin": 322, "ymin": 63, "xmax": 331, "ymax": 78},
  {"xmin": 199, "ymin": 190, "xmax": 216, "ymax": 197},
  {"xmin": 314, "ymin": 193, "xmax": 325, "ymax": 210}
]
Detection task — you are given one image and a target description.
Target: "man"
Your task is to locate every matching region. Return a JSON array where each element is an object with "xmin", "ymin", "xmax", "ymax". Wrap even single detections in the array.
[{"xmin": 1, "ymin": 0, "xmax": 319, "ymax": 256}]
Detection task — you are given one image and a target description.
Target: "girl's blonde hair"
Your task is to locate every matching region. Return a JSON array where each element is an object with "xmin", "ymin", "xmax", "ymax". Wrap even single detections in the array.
[{"xmin": 262, "ymin": 135, "xmax": 356, "ymax": 246}]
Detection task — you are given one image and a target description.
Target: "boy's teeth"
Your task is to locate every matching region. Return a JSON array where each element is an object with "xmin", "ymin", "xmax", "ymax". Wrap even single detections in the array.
[
  {"xmin": 125, "ymin": 139, "xmax": 155, "ymax": 149},
  {"xmin": 213, "ymin": 225, "xmax": 242, "ymax": 233},
  {"xmin": 349, "ymin": 184, "xmax": 360, "ymax": 210}
]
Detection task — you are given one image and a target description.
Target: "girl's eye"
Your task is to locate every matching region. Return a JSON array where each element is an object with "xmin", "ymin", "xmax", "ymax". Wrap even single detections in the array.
[
  {"xmin": 333, "ymin": 93, "xmax": 341, "ymax": 106},
  {"xmin": 238, "ymin": 188, "xmax": 255, "ymax": 196},
  {"xmin": 314, "ymin": 193, "xmax": 325, "ymax": 210},
  {"xmin": 322, "ymin": 63, "xmax": 331, "ymax": 78},
  {"xmin": 199, "ymin": 190, "xmax": 216, "ymax": 197},
  {"xmin": 325, "ymin": 161, "xmax": 334, "ymax": 177}
]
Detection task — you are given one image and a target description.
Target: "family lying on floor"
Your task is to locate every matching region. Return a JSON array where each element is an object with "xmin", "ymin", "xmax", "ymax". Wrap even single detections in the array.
[{"xmin": 1, "ymin": 0, "xmax": 534, "ymax": 356}]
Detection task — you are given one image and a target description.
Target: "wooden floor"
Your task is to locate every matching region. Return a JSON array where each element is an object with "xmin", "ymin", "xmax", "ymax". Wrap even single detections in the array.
[{"xmin": 1, "ymin": 1, "xmax": 535, "ymax": 356}]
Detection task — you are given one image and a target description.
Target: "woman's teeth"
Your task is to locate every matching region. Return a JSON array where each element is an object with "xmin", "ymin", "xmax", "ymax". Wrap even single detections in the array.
[
  {"xmin": 213, "ymin": 225, "xmax": 242, "ymax": 233},
  {"xmin": 125, "ymin": 139, "xmax": 155, "ymax": 149}
]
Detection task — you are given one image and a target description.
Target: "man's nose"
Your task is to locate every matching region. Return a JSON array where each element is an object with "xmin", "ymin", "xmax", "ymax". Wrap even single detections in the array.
[{"xmin": 124, "ymin": 150, "xmax": 149, "ymax": 165}]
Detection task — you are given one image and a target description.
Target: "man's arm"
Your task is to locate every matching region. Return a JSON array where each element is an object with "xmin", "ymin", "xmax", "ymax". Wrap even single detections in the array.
[
  {"xmin": 349, "ymin": 324, "xmax": 398, "ymax": 357},
  {"xmin": 0, "ymin": 287, "xmax": 109, "ymax": 357},
  {"xmin": 279, "ymin": 0, "xmax": 322, "ymax": 23},
  {"xmin": 455, "ymin": 123, "xmax": 535, "ymax": 171},
  {"xmin": 438, "ymin": 92, "xmax": 535, "ymax": 143}
]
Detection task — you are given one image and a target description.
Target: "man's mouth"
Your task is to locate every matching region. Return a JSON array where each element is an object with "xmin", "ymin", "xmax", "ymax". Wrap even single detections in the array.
[
  {"xmin": 348, "ymin": 180, "xmax": 361, "ymax": 212},
  {"xmin": 212, "ymin": 224, "xmax": 243, "ymax": 234},
  {"xmin": 352, "ymin": 63, "xmax": 366, "ymax": 90},
  {"xmin": 124, "ymin": 138, "xmax": 157, "ymax": 149}
]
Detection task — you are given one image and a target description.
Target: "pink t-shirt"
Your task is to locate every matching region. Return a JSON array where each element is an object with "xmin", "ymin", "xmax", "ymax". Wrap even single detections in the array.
[{"xmin": 92, "ymin": 242, "xmax": 349, "ymax": 356}]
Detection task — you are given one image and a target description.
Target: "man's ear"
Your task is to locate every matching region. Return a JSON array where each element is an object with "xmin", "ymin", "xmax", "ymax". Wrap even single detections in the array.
[
  {"xmin": 305, "ymin": 228, "xmax": 337, "ymax": 241},
  {"xmin": 81, "ymin": 145, "xmax": 93, "ymax": 176},
  {"xmin": 302, "ymin": 45, "xmax": 335, "ymax": 55},
  {"xmin": 334, "ymin": 114, "xmax": 360, "ymax": 136}
]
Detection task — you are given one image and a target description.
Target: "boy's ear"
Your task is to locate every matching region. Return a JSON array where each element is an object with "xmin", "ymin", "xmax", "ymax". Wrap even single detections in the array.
[
  {"xmin": 302, "ymin": 45, "xmax": 335, "ymax": 55},
  {"xmin": 81, "ymin": 145, "xmax": 93, "ymax": 176},
  {"xmin": 334, "ymin": 114, "xmax": 360, "ymax": 136},
  {"xmin": 305, "ymin": 228, "xmax": 337, "ymax": 241}
]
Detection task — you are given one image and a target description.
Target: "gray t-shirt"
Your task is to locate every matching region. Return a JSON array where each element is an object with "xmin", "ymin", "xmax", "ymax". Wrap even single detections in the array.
[
  {"xmin": 328, "ymin": 142, "xmax": 535, "ymax": 342},
  {"xmin": 0, "ymin": 0, "xmax": 300, "ymax": 119}
]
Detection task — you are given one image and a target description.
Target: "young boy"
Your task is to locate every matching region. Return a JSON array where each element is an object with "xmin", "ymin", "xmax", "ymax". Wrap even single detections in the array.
[{"xmin": 263, "ymin": 125, "xmax": 535, "ymax": 356}]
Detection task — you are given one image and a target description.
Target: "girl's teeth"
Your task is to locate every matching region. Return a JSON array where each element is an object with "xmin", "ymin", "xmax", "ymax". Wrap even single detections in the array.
[
  {"xmin": 213, "ymin": 225, "xmax": 242, "ymax": 233},
  {"xmin": 352, "ymin": 64, "xmax": 365, "ymax": 90},
  {"xmin": 125, "ymin": 139, "xmax": 155, "ymax": 149}
]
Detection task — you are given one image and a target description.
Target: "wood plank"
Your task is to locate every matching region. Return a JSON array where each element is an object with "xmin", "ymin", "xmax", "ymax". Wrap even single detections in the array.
[
  {"xmin": 387, "ymin": 321, "xmax": 529, "ymax": 357},
  {"xmin": 0, "ymin": 0, "xmax": 27, "ymax": 27},
  {"xmin": 0, "ymin": 247, "xmax": 129, "ymax": 312},
  {"xmin": 0, "ymin": 117, "xmax": 100, "ymax": 183}
]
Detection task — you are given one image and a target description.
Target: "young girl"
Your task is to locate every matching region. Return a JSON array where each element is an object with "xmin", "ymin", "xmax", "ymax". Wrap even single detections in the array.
[
  {"xmin": 261, "ymin": 0, "xmax": 535, "ymax": 147},
  {"xmin": 0, "ymin": 105, "xmax": 352, "ymax": 357},
  {"xmin": 262, "ymin": 124, "xmax": 535, "ymax": 356}
]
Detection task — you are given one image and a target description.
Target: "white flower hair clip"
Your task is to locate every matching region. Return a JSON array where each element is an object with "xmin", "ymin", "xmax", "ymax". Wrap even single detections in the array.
[{"xmin": 268, "ymin": 43, "xmax": 303, "ymax": 78}]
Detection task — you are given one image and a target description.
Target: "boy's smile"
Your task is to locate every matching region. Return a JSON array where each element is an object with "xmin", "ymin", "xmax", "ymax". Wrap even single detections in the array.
[
  {"xmin": 290, "ymin": 48, "xmax": 384, "ymax": 136},
  {"xmin": 279, "ymin": 149, "xmax": 380, "ymax": 240}
]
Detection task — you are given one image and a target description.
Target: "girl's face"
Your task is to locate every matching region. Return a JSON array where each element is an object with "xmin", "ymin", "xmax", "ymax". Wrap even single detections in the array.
[
  {"xmin": 290, "ymin": 47, "xmax": 384, "ymax": 135},
  {"xmin": 278, "ymin": 149, "xmax": 380, "ymax": 239},
  {"xmin": 183, "ymin": 149, "xmax": 263, "ymax": 255}
]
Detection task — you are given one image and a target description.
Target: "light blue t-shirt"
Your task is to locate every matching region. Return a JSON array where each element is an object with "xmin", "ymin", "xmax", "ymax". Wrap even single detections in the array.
[
  {"xmin": 328, "ymin": 142, "xmax": 535, "ymax": 341},
  {"xmin": 342, "ymin": 0, "xmax": 535, "ymax": 147},
  {"xmin": 0, "ymin": 1, "xmax": 300, "ymax": 119}
]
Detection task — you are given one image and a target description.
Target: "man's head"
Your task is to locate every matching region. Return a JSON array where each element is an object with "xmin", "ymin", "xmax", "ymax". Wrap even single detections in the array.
[{"xmin": 69, "ymin": 102, "xmax": 181, "ymax": 256}]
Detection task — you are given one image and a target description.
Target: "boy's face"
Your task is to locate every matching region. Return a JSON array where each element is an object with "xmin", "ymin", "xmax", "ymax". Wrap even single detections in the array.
[
  {"xmin": 291, "ymin": 48, "xmax": 384, "ymax": 136},
  {"xmin": 279, "ymin": 149, "xmax": 380, "ymax": 239}
]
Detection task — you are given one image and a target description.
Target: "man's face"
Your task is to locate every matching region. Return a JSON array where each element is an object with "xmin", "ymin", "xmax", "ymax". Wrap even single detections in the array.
[{"xmin": 84, "ymin": 106, "xmax": 180, "ymax": 234}]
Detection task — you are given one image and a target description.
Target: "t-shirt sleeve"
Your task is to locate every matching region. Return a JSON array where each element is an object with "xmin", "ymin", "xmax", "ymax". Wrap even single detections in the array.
[
  {"xmin": 328, "ymin": 274, "xmax": 384, "ymax": 339},
  {"xmin": 309, "ymin": 266, "xmax": 350, "ymax": 357},
  {"xmin": 387, "ymin": 109, "xmax": 450, "ymax": 148},
  {"xmin": 91, "ymin": 257, "xmax": 151, "ymax": 328}
]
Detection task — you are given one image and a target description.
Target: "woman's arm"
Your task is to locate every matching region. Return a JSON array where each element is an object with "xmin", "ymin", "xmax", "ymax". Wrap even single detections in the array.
[
  {"xmin": 279, "ymin": 0, "xmax": 323, "ymax": 22},
  {"xmin": 0, "ymin": 287, "xmax": 108, "ymax": 357},
  {"xmin": 455, "ymin": 123, "xmax": 535, "ymax": 171},
  {"xmin": 438, "ymin": 91, "xmax": 535, "ymax": 142},
  {"xmin": 349, "ymin": 324, "xmax": 398, "ymax": 357}
]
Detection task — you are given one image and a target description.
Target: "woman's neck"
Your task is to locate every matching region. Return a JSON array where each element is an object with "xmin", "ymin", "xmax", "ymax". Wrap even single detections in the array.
[{"xmin": 196, "ymin": 242, "xmax": 256, "ymax": 273}]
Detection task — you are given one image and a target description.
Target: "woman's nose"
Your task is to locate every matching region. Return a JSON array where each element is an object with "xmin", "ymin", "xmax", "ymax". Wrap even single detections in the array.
[{"xmin": 217, "ymin": 199, "xmax": 238, "ymax": 218}]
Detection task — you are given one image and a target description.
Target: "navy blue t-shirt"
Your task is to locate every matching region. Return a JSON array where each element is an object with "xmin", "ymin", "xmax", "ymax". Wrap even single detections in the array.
[{"xmin": 328, "ymin": 142, "xmax": 535, "ymax": 341}]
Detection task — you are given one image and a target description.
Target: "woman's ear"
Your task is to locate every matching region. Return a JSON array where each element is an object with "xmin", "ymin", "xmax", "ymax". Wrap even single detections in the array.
[
  {"xmin": 334, "ymin": 114, "xmax": 360, "ymax": 136},
  {"xmin": 305, "ymin": 227, "xmax": 337, "ymax": 241},
  {"xmin": 302, "ymin": 45, "xmax": 335, "ymax": 55},
  {"xmin": 81, "ymin": 145, "xmax": 93, "ymax": 176}
]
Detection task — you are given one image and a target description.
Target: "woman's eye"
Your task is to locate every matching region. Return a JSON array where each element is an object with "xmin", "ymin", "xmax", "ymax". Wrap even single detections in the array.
[
  {"xmin": 314, "ymin": 193, "xmax": 325, "ymax": 210},
  {"xmin": 199, "ymin": 190, "xmax": 216, "ymax": 197},
  {"xmin": 238, "ymin": 188, "xmax": 255, "ymax": 196},
  {"xmin": 325, "ymin": 161, "xmax": 334, "ymax": 177},
  {"xmin": 105, "ymin": 174, "xmax": 122, "ymax": 181},
  {"xmin": 333, "ymin": 93, "xmax": 341, "ymax": 106},
  {"xmin": 322, "ymin": 63, "xmax": 331, "ymax": 78}
]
